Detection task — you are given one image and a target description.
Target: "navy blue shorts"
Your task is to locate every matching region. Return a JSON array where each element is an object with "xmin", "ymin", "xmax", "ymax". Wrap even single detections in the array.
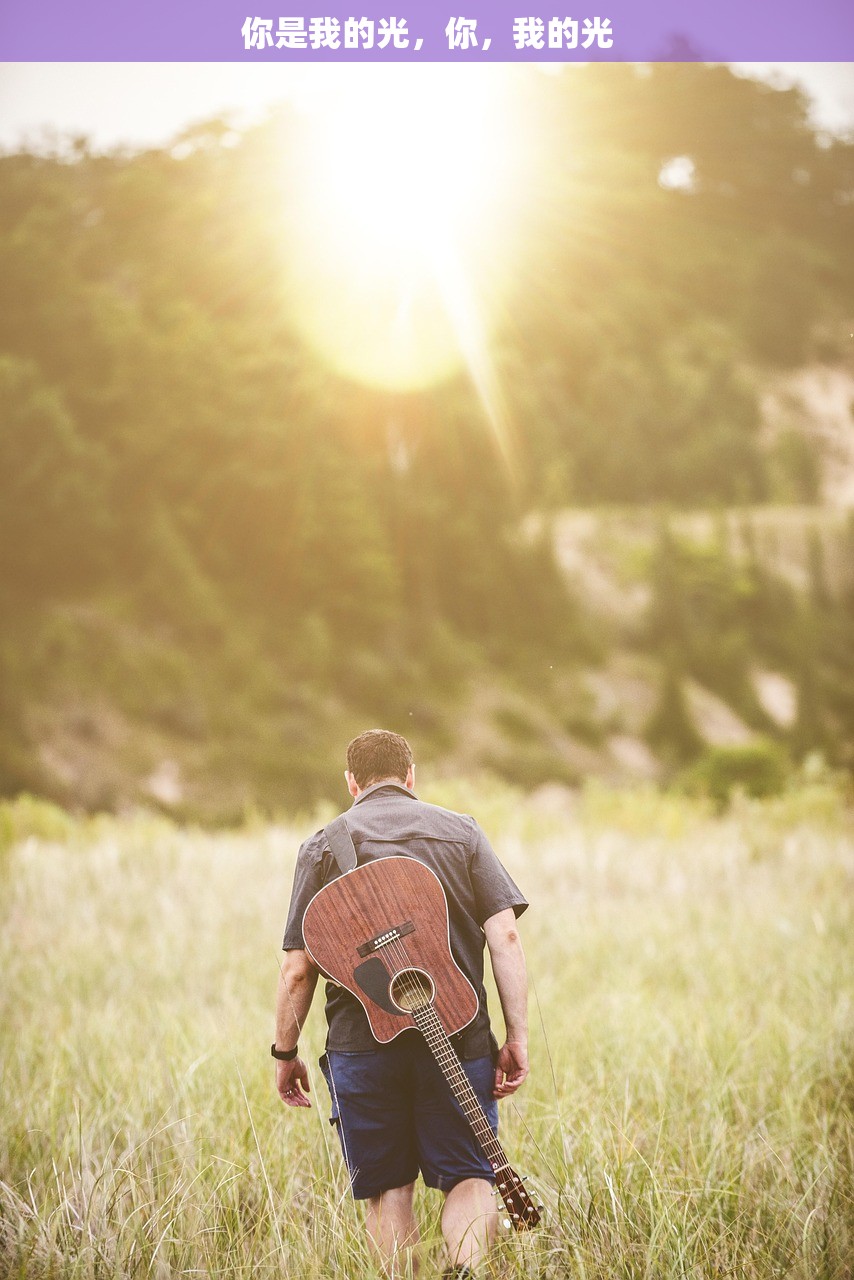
[{"xmin": 319, "ymin": 1034, "xmax": 499, "ymax": 1199}]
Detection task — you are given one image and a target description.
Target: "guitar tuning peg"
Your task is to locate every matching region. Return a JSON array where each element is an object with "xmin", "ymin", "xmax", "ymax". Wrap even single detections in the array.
[{"xmin": 502, "ymin": 1219, "xmax": 511, "ymax": 1230}]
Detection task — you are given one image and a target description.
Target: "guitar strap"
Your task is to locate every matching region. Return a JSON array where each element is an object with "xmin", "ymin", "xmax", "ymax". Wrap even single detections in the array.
[{"xmin": 323, "ymin": 814, "xmax": 358, "ymax": 875}]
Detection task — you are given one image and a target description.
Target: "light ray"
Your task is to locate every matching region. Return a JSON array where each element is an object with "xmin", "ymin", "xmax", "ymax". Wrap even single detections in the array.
[{"xmin": 428, "ymin": 227, "xmax": 515, "ymax": 469}]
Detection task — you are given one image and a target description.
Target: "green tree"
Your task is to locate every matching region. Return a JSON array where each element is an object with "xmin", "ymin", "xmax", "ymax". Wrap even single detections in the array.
[
  {"xmin": 647, "ymin": 648, "xmax": 703, "ymax": 769},
  {"xmin": 0, "ymin": 354, "xmax": 106, "ymax": 596}
]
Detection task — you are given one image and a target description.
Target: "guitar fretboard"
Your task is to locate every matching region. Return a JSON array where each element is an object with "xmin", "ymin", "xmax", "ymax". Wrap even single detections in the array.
[
  {"xmin": 408, "ymin": 1000, "xmax": 540, "ymax": 1229},
  {"xmin": 410, "ymin": 1001, "xmax": 508, "ymax": 1169}
]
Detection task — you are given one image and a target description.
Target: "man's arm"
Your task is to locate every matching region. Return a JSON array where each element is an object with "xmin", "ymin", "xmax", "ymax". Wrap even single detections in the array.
[
  {"xmin": 483, "ymin": 907, "xmax": 529, "ymax": 1100},
  {"xmin": 274, "ymin": 949, "xmax": 319, "ymax": 1108}
]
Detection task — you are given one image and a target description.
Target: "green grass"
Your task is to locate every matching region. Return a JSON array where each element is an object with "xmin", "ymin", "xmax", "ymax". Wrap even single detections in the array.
[{"xmin": 0, "ymin": 785, "xmax": 852, "ymax": 1278}]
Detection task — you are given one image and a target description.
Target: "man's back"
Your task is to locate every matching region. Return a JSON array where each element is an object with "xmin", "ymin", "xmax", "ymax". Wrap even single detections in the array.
[{"xmin": 283, "ymin": 781, "xmax": 527, "ymax": 1056}]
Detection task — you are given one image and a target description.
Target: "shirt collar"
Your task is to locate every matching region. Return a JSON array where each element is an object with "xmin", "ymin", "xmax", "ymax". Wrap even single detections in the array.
[{"xmin": 351, "ymin": 780, "xmax": 418, "ymax": 806}]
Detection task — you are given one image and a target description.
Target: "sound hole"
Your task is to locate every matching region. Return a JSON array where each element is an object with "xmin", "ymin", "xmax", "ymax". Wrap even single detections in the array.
[{"xmin": 389, "ymin": 968, "xmax": 435, "ymax": 1012}]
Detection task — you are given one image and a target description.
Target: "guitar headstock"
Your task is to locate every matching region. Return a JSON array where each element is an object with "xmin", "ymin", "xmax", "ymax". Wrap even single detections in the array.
[{"xmin": 494, "ymin": 1166, "xmax": 542, "ymax": 1232}]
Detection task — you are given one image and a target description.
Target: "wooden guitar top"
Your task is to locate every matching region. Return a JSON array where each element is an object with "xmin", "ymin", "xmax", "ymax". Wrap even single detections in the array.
[{"xmin": 302, "ymin": 855, "xmax": 479, "ymax": 1043}]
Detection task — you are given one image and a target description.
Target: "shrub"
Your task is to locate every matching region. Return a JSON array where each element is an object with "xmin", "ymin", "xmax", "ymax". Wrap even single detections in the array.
[
  {"xmin": 678, "ymin": 739, "xmax": 790, "ymax": 808},
  {"xmin": 0, "ymin": 793, "xmax": 76, "ymax": 854}
]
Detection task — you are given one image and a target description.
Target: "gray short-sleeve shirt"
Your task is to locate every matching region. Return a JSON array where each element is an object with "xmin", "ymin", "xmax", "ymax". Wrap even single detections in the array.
[{"xmin": 282, "ymin": 782, "xmax": 528, "ymax": 1058}]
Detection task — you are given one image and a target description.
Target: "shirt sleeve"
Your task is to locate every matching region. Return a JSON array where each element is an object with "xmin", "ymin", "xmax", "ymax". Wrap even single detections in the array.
[
  {"xmin": 468, "ymin": 821, "xmax": 528, "ymax": 926},
  {"xmin": 282, "ymin": 837, "xmax": 325, "ymax": 949}
]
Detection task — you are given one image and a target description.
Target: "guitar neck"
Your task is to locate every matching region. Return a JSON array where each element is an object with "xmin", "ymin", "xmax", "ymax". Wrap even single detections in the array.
[{"xmin": 410, "ymin": 1002, "xmax": 540, "ymax": 1231}]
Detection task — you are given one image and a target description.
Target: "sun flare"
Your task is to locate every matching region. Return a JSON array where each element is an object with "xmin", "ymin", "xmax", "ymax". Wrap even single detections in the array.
[{"xmin": 284, "ymin": 67, "xmax": 528, "ymax": 400}]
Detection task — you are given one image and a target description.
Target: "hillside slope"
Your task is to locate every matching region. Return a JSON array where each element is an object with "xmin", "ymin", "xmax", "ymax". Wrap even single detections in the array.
[{"xmin": 4, "ymin": 496, "xmax": 849, "ymax": 821}]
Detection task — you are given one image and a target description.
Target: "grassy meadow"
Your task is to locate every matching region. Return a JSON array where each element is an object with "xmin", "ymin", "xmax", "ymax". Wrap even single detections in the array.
[{"xmin": 1, "ymin": 781, "xmax": 852, "ymax": 1279}]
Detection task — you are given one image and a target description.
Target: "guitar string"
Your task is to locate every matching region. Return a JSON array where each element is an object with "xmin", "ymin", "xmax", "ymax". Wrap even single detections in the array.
[
  {"xmin": 411, "ymin": 1000, "xmax": 536, "ymax": 1218},
  {"xmin": 380, "ymin": 935, "xmax": 516, "ymax": 1177},
  {"xmin": 366, "ymin": 935, "xmax": 495, "ymax": 1150},
  {"xmin": 394, "ymin": 945, "xmax": 540, "ymax": 1220},
  {"xmin": 376, "ymin": 936, "xmax": 504, "ymax": 1167},
  {"xmin": 382, "ymin": 947, "xmax": 513, "ymax": 1170}
]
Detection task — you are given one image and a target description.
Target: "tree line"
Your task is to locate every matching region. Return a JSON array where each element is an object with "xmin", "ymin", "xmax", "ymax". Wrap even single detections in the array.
[{"xmin": 1, "ymin": 63, "xmax": 852, "ymax": 806}]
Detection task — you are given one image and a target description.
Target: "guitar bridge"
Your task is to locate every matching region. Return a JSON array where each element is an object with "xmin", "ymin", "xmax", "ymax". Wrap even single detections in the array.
[{"xmin": 357, "ymin": 920, "xmax": 415, "ymax": 957}]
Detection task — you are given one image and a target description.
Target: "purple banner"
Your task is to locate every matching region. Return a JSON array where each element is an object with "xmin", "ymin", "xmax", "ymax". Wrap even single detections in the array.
[{"xmin": 1, "ymin": 0, "xmax": 853, "ymax": 61}]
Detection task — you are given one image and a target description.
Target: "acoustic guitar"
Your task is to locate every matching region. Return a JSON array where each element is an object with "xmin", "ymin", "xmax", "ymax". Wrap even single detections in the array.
[{"xmin": 302, "ymin": 853, "xmax": 541, "ymax": 1231}]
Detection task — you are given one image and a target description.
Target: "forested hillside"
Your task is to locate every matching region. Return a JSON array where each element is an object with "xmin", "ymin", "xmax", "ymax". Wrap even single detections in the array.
[{"xmin": 1, "ymin": 63, "xmax": 853, "ymax": 817}]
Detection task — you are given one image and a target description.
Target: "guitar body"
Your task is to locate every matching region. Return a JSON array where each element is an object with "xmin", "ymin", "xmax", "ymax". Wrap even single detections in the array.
[
  {"xmin": 302, "ymin": 855, "xmax": 478, "ymax": 1042},
  {"xmin": 302, "ymin": 852, "xmax": 542, "ymax": 1231}
]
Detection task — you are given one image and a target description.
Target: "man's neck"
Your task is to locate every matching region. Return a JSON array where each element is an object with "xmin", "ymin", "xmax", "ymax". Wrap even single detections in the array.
[{"xmin": 352, "ymin": 778, "xmax": 414, "ymax": 802}]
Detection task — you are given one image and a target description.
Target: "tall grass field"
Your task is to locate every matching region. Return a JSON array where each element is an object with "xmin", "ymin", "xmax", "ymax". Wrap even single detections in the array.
[{"xmin": 1, "ymin": 781, "xmax": 852, "ymax": 1278}]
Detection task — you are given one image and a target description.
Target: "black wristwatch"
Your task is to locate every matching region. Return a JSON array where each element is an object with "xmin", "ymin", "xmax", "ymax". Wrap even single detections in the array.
[{"xmin": 271, "ymin": 1042, "xmax": 299, "ymax": 1061}]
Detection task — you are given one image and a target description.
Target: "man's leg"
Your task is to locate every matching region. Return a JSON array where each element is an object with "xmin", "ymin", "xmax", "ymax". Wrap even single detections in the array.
[
  {"xmin": 441, "ymin": 1177, "xmax": 499, "ymax": 1273},
  {"xmin": 366, "ymin": 1181, "xmax": 420, "ymax": 1275},
  {"xmin": 321, "ymin": 1046, "xmax": 421, "ymax": 1271}
]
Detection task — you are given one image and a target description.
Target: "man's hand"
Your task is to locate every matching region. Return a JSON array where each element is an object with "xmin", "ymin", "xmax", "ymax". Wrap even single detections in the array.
[
  {"xmin": 276, "ymin": 1056, "xmax": 312, "ymax": 1107},
  {"xmin": 274, "ymin": 950, "xmax": 319, "ymax": 1109},
  {"xmin": 493, "ymin": 1040, "xmax": 528, "ymax": 1099}
]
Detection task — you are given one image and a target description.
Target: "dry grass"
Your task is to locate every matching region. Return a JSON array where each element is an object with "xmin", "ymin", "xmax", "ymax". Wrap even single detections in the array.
[{"xmin": 1, "ymin": 781, "xmax": 852, "ymax": 1278}]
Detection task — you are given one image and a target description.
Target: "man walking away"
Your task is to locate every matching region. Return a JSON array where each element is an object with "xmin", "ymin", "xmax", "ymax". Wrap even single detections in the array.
[{"xmin": 273, "ymin": 729, "xmax": 530, "ymax": 1276}]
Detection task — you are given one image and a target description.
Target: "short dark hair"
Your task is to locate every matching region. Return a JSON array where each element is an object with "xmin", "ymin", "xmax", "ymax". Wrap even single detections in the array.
[{"xmin": 346, "ymin": 729, "xmax": 413, "ymax": 788}]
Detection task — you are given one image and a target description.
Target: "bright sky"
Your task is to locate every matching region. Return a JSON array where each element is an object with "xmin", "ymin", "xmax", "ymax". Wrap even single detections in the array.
[{"xmin": 0, "ymin": 62, "xmax": 852, "ymax": 151}]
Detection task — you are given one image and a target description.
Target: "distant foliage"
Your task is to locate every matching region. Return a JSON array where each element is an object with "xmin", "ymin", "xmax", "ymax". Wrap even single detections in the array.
[
  {"xmin": 640, "ymin": 516, "xmax": 854, "ymax": 773},
  {"xmin": 0, "ymin": 65, "xmax": 853, "ymax": 804},
  {"xmin": 679, "ymin": 739, "xmax": 791, "ymax": 807},
  {"xmin": 646, "ymin": 654, "xmax": 703, "ymax": 769},
  {"xmin": 0, "ymin": 355, "xmax": 105, "ymax": 594},
  {"xmin": 740, "ymin": 234, "xmax": 820, "ymax": 367},
  {"xmin": 644, "ymin": 521, "xmax": 794, "ymax": 724},
  {"xmin": 0, "ymin": 792, "xmax": 76, "ymax": 854}
]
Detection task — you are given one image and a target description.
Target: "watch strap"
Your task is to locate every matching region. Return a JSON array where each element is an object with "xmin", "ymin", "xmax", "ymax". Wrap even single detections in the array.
[{"xmin": 271, "ymin": 1042, "xmax": 298, "ymax": 1061}]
